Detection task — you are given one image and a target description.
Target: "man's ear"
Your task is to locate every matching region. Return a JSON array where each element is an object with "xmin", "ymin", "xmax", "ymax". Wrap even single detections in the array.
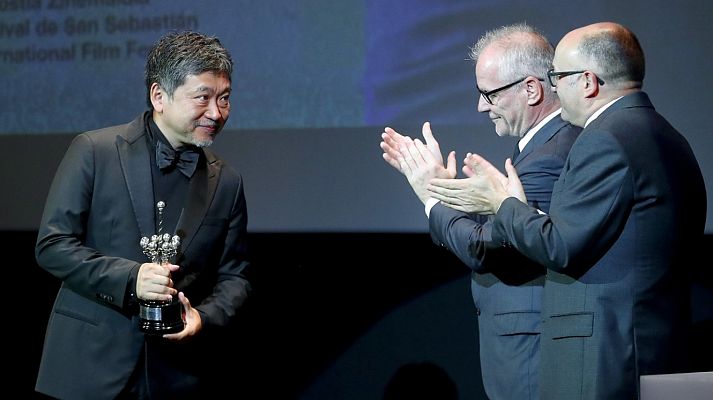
[
  {"xmin": 149, "ymin": 83, "xmax": 165, "ymax": 112},
  {"xmin": 525, "ymin": 76, "xmax": 544, "ymax": 106},
  {"xmin": 582, "ymin": 71, "xmax": 601, "ymax": 98}
]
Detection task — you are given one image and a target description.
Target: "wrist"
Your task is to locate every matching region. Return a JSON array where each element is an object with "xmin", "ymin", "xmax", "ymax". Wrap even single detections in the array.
[{"xmin": 494, "ymin": 194, "xmax": 509, "ymax": 214}]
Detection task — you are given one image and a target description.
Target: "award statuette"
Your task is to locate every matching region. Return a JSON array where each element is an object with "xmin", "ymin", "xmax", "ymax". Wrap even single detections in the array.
[{"xmin": 138, "ymin": 201, "xmax": 184, "ymax": 335}]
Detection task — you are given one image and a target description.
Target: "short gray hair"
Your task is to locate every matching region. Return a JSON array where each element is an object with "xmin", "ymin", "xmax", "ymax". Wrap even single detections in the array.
[{"xmin": 469, "ymin": 23, "xmax": 553, "ymax": 84}]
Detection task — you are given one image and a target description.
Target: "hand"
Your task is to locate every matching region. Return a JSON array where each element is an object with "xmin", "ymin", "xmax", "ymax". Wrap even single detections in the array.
[
  {"xmin": 380, "ymin": 126, "xmax": 410, "ymax": 173},
  {"xmin": 380, "ymin": 122, "xmax": 456, "ymax": 203},
  {"xmin": 464, "ymin": 154, "xmax": 526, "ymax": 203},
  {"xmin": 428, "ymin": 153, "xmax": 523, "ymax": 214},
  {"xmin": 136, "ymin": 262, "xmax": 179, "ymax": 301},
  {"xmin": 163, "ymin": 292, "xmax": 202, "ymax": 342}
]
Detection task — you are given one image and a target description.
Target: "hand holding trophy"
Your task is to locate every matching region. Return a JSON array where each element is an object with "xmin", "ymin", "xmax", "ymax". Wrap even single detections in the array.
[{"xmin": 138, "ymin": 201, "xmax": 185, "ymax": 335}]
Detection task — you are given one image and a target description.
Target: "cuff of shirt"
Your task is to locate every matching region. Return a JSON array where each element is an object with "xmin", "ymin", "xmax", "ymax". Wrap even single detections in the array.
[{"xmin": 425, "ymin": 198, "xmax": 439, "ymax": 218}]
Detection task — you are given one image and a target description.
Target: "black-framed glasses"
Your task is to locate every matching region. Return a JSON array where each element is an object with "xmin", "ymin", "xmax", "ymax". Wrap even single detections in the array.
[
  {"xmin": 478, "ymin": 77, "xmax": 543, "ymax": 105},
  {"xmin": 547, "ymin": 69, "xmax": 586, "ymax": 87}
]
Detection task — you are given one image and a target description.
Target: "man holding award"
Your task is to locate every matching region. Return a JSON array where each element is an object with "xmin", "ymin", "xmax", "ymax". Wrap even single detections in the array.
[{"xmin": 34, "ymin": 31, "xmax": 251, "ymax": 399}]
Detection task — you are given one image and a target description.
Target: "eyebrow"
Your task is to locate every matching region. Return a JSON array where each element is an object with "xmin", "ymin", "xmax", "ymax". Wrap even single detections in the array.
[{"xmin": 190, "ymin": 86, "xmax": 214, "ymax": 94}]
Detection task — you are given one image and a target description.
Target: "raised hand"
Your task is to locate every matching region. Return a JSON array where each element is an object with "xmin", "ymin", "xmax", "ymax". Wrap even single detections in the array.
[
  {"xmin": 428, "ymin": 153, "xmax": 524, "ymax": 214},
  {"xmin": 380, "ymin": 122, "xmax": 456, "ymax": 203}
]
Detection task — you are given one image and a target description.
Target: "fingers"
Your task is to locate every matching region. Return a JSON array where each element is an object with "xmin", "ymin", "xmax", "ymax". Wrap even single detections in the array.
[
  {"xmin": 422, "ymin": 121, "xmax": 440, "ymax": 151},
  {"xmin": 381, "ymin": 130, "xmax": 402, "ymax": 157},
  {"xmin": 445, "ymin": 151, "xmax": 457, "ymax": 177},
  {"xmin": 139, "ymin": 283, "xmax": 175, "ymax": 301},
  {"xmin": 163, "ymin": 292, "xmax": 198, "ymax": 340},
  {"xmin": 381, "ymin": 128, "xmax": 403, "ymax": 154},
  {"xmin": 464, "ymin": 153, "xmax": 502, "ymax": 178},
  {"xmin": 426, "ymin": 179, "xmax": 463, "ymax": 209},
  {"xmin": 463, "ymin": 153, "xmax": 482, "ymax": 175},
  {"xmin": 384, "ymin": 126, "xmax": 404, "ymax": 141},
  {"xmin": 177, "ymin": 291, "xmax": 190, "ymax": 309},
  {"xmin": 413, "ymin": 138, "xmax": 434, "ymax": 164},
  {"xmin": 381, "ymin": 124, "xmax": 451, "ymax": 176},
  {"xmin": 504, "ymin": 158, "xmax": 517, "ymax": 176},
  {"xmin": 137, "ymin": 262, "xmax": 178, "ymax": 301},
  {"xmin": 503, "ymin": 158, "xmax": 526, "ymax": 202},
  {"xmin": 397, "ymin": 136, "xmax": 423, "ymax": 172},
  {"xmin": 382, "ymin": 127, "xmax": 408, "ymax": 151},
  {"xmin": 380, "ymin": 141, "xmax": 403, "ymax": 171},
  {"xmin": 381, "ymin": 127, "xmax": 418, "ymax": 173},
  {"xmin": 428, "ymin": 176, "xmax": 467, "ymax": 191}
]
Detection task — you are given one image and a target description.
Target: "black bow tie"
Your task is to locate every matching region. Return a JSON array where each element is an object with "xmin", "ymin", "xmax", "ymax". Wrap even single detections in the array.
[{"xmin": 156, "ymin": 141, "xmax": 200, "ymax": 178}]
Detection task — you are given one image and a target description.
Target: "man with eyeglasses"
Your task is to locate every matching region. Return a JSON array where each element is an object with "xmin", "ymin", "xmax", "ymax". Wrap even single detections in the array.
[
  {"xmin": 379, "ymin": 23, "xmax": 580, "ymax": 400},
  {"xmin": 428, "ymin": 22, "xmax": 707, "ymax": 399}
]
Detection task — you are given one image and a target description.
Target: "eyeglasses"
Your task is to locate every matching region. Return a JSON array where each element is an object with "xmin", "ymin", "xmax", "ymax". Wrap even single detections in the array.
[
  {"xmin": 546, "ymin": 69, "xmax": 586, "ymax": 87},
  {"xmin": 478, "ymin": 77, "xmax": 544, "ymax": 105}
]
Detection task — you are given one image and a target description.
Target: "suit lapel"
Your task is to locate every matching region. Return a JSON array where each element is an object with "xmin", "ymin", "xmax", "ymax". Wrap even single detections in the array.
[
  {"xmin": 117, "ymin": 113, "xmax": 155, "ymax": 238},
  {"xmin": 175, "ymin": 150, "xmax": 220, "ymax": 259},
  {"xmin": 514, "ymin": 116, "xmax": 568, "ymax": 165}
]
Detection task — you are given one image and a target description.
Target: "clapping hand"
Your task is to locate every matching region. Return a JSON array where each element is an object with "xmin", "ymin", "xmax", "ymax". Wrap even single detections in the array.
[
  {"xmin": 380, "ymin": 122, "xmax": 456, "ymax": 203},
  {"xmin": 428, "ymin": 153, "xmax": 525, "ymax": 214}
]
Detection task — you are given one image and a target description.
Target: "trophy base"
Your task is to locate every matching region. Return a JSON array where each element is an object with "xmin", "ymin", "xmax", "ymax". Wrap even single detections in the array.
[{"xmin": 139, "ymin": 298, "xmax": 184, "ymax": 335}]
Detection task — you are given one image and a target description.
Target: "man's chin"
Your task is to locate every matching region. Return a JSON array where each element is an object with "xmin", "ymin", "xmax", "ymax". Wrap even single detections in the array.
[
  {"xmin": 190, "ymin": 136, "xmax": 214, "ymax": 148},
  {"xmin": 493, "ymin": 123, "xmax": 511, "ymax": 137}
]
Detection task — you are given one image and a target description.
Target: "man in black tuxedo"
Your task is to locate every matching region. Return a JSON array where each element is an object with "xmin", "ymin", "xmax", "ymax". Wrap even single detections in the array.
[
  {"xmin": 429, "ymin": 22, "xmax": 707, "ymax": 399},
  {"xmin": 35, "ymin": 31, "xmax": 251, "ymax": 399},
  {"xmin": 380, "ymin": 23, "xmax": 580, "ymax": 399}
]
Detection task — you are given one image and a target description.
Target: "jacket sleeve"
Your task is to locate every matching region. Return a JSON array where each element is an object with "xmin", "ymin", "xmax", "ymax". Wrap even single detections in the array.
[
  {"xmin": 492, "ymin": 130, "xmax": 633, "ymax": 272},
  {"xmin": 193, "ymin": 173, "xmax": 251, "ymax": 330},
  {"xmin": 35, "ymin": 133, "xmax": 140, "ymax": 311},
  {"xmin": 428, "ymin": 203, "xmax": 498, "ymax": 273}
]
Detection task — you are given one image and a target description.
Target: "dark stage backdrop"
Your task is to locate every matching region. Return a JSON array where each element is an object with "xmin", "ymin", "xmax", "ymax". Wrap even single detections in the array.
[
  {"xmin": 10, "ymin": 231, "xmax": 713, "ymax": 399},
  {"xmin": 3, "ymin": 1, "xmax": 713, "ymax": 398},
  {"xmin": 1, "ymin": 0, "xmax": 712, "ymax": 233}
]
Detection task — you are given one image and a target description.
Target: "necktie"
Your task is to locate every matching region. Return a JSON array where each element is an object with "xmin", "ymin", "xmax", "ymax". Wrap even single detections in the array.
[{"xmin": 156, "ymin": 141, "xmax": 200, "ymax": 178}]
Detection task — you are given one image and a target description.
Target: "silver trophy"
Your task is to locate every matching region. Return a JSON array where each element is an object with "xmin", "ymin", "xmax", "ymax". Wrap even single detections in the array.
[{"xmin": 138, "ymin": 201, "xmax": 184, "ymax": 334}]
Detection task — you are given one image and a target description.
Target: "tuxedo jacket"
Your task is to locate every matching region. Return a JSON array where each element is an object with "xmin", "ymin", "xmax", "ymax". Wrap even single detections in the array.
[
  {"xmin": 492, "ymin": 92, "xmax": 707, "ymax": 399},
  {"xmin": 35, "ymin": 112, "xmax": 251, "ymax": 399},
  {"xmin": 429, "ymin": 115, "xmax": 580, "ymax": 400}
]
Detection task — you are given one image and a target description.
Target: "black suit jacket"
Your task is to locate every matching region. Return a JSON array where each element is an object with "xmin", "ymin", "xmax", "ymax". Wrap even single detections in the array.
[
  {"xmin": 429, "ymin": 115, "xmax": 580, "ymax": 400},
  {"xmin": 35, "ymin": 112, "xmax": 251, "ymax": 399},
  {"xmin": 492, "ymin": 92, "xmax": 707, "ymax": 399}
]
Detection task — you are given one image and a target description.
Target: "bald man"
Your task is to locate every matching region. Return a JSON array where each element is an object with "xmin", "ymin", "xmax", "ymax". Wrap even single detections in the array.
[{"xmin": 428, "ymin": 22, "xmax": 707, "ymax": 399}]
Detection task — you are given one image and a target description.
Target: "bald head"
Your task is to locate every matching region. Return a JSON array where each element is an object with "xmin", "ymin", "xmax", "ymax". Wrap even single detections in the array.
[{"xmin": 557, "ymin": 22, "xmax": 645, "ymax": 90}]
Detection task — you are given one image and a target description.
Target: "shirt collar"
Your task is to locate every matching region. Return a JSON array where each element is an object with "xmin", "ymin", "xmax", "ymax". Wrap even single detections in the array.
[
  {"xmin": 585, "ymin": 96, "xmax": 624, "ymax": 128},
  {"xmin": 518, "ymin": 108, "xmax": 561, "ymax": 151}
]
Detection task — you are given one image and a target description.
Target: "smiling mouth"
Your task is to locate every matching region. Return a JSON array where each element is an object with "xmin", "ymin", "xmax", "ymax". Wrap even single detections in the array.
[{"xmin": 197, "ymin": 124, "xmax": 219, "ymax": 133}]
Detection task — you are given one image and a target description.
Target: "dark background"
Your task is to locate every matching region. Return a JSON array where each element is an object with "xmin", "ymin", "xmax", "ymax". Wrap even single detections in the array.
[
  {"xmin": 3, "ymin": 1, "xmax": 713, "ymax": 398},
  {"xmin": 11, "ymin": 231, "xmax": 713, "ymax": 399}
]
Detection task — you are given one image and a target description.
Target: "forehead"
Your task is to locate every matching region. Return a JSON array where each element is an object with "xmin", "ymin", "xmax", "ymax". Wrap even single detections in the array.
[
  {"xmin": 475, "ymin": 46, "xmax": 504, "ymax": 83},
  {"xmin": 553, "ymin": 35, "xmax": 580, "ymax": 68},
  {"xmin": 179, "ymin": 72, "xmax": 231, "ymax": 92}
]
